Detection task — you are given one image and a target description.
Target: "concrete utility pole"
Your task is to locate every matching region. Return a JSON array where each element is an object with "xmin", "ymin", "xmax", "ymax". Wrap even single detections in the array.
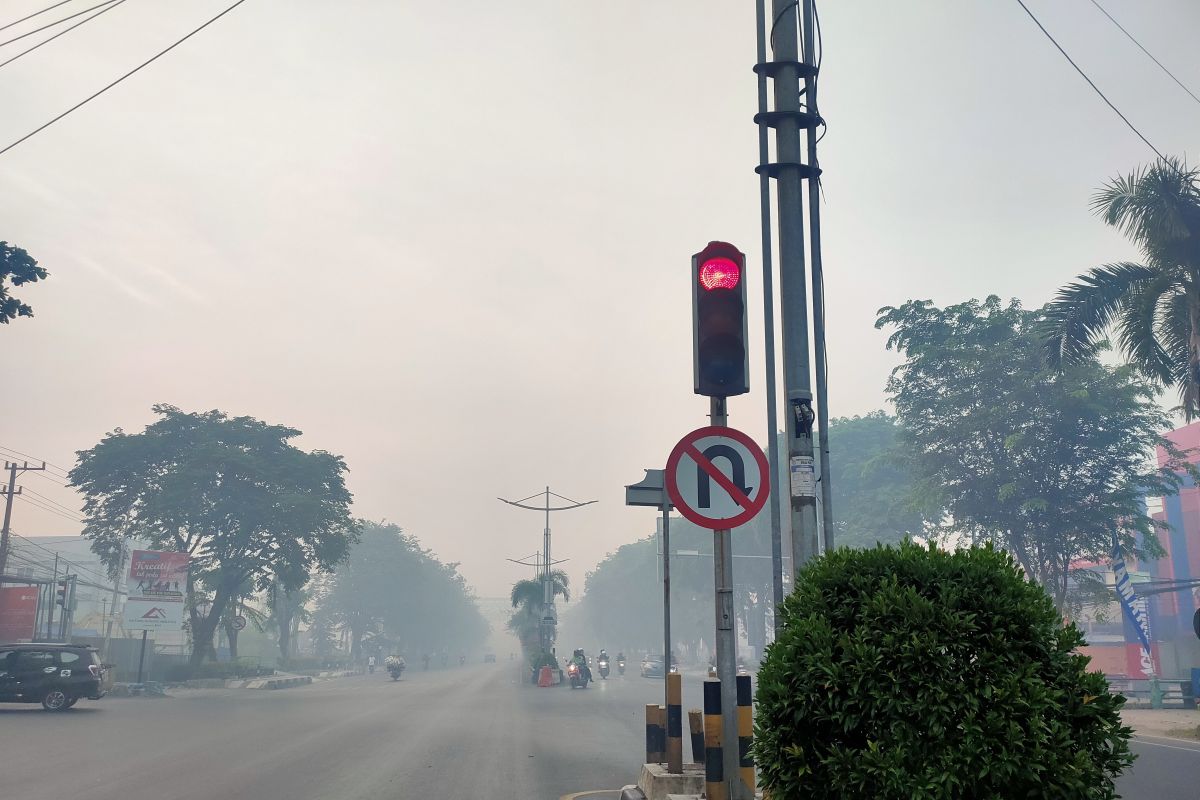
[
  {"xmin": 104, "ymin": 542, "xmax": 127, "ymax": 660},
  {"xmin": 760, "ymin": 0, "xmax": 821, "ymax": 572},
  {"xmin": 0, "ymin": 460, "xmax": 47, "ymax": 578},
  {"xmin": 499, "ymin": 488, "xmax": 595, "ymax": 653}
]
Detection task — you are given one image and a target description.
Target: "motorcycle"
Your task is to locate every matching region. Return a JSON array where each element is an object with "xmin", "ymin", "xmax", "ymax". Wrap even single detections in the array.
[
  {"xmin": 385, "ymin": 656, "xmax": 405, "ymax": 681},
  {"xmin": 567, "ymin": 662, "xmax": 589, "ymax": 689},
  {"xmin": 368, "ymin": 662, "xmax": 376, "ymax": 674},
  {"xmin": 617, "ymin": 658, "xmax": 626, "ymax": 676},
  {"xmin": 597, "ymin": 657, "xmax": 610, "ymax": 680}
]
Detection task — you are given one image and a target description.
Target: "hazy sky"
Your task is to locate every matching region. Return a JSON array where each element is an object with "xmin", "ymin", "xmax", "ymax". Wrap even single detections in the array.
[{"xmin": 2, "ymin": 0, "xmax": 1197, "ymax": 597}]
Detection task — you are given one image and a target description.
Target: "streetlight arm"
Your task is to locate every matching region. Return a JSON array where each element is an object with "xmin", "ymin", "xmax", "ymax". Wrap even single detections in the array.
[{"xmin": 497, "ymin": 497, "xmax": 598, "ymax": 512}]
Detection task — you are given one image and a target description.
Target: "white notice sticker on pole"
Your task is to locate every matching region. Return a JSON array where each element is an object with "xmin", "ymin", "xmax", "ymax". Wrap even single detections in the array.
[{"xmin": 790, "ymin": 455, "xmax": 816, "ymax": 497}]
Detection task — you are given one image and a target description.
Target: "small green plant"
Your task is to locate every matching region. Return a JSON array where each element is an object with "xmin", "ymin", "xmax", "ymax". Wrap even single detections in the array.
[{"xmin": 752, "ymin": 541, "xmax": 1133, "ymax": 799}]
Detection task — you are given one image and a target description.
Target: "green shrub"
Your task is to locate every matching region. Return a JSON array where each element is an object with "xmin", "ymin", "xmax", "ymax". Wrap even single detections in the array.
[{"xmin": 752, "ymin": 541, "xmax": 1132, "ymax": 799}]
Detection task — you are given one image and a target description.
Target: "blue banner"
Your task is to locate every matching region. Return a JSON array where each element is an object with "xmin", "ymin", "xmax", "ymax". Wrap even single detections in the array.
[{"xmin": 1111, "ymin": 534, "xmax": 1154, "ymax": 666}]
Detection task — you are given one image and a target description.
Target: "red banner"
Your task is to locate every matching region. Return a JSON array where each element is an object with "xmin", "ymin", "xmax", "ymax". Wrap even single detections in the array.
[
  {"xmin": 128, "ymin": 550, "xmax": 189, "ymax": 598},
  {"xmin": 0, "ymin": 586, "xmax": 39, "ymax": 642}
]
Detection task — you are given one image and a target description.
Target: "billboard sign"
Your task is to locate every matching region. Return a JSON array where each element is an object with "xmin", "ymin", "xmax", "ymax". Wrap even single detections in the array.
[
  {"xmin": 123, "ymin": 550, "xmax": 189, "ymax": 632},
  {"xmin": 0, "ymin": 586, "xmax": 39, "ymax": 642}
]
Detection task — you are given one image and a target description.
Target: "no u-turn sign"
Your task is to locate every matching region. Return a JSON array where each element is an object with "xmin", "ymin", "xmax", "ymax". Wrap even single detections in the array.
[{"xmin": 665, "ymin": 426, "xmax": 770, "ymax": 530}]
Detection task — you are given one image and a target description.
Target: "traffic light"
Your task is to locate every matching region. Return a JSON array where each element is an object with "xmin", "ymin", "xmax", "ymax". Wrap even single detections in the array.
[
  {"xmin": 55, "ymin": 579, "xmax": 69, "ymax": 607},
  {"xmin": 692, "ymin": 241, "xmax": 749, "ymax": 397}
]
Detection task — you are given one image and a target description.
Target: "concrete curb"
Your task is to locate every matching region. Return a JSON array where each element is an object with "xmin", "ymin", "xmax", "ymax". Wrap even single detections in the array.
[
  {"xmin": 243, "ymin": 675, "xmax": 313, "ymax": 690},
  {"xmin": 316, "ymin": 670, "xmax": 358, "ymax": 680}
]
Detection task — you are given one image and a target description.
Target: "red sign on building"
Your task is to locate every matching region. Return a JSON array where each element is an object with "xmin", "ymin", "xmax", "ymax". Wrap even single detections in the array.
[{"xmin": 0, "ymin": 586, "xmax": 39, "ymax": 642}]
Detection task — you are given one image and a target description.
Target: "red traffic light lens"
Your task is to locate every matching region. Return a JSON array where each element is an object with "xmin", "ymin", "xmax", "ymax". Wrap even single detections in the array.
[{"xmin": 699, "ymin": 257, "xmax": 741, "ymax": 291}]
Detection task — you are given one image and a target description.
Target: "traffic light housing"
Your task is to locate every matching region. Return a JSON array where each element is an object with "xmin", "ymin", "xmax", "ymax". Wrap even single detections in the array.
[
  {"xmin": 55, "ymin": 579, "xmax": 68, "ymax": 607},
  {"xmin": 692, "ymin": 241, "xmax": 749, "ymax": 397}
]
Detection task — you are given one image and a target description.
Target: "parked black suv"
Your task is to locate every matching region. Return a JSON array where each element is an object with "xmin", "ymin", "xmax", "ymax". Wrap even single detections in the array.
[{"xmin": 0, "ymin": 643, "xmax": 109, "ymax": 711}]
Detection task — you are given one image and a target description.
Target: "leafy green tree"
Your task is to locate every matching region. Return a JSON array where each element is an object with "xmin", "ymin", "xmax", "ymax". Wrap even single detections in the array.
[
  {"xmin": 877, "ymin": 297, "xmax": 1189, "ymax": 612},
  {"xmin": 0, "ymin": 241, "xmax": 47, "ymax": 324},
  {"xmin": 753, "ymin": 542, "xmax": 1134, "ymax": 800},
  {"xmin": 69, "ymin": 405, "xmax": 358, "ymax": 665},
  {"xmin": 316, "ymin": 521, "xmax": 488, "ymax": 659},
  {"xmin": 827, "ymin": 412, "xmax": 928, "ymax": 548},
  {"xmin": 1043, "ymin": 157, "xmax": 1200, "ymax": 417}
]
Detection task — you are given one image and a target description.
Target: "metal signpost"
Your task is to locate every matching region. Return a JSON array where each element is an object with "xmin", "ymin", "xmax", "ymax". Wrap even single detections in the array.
[
  {"xmin": 625, "ymin": 468, "xmax": 675, "ymax": 741},
  {"xmin": 666, "ymin": 424, "xmax": 770, "ymax": 800}
]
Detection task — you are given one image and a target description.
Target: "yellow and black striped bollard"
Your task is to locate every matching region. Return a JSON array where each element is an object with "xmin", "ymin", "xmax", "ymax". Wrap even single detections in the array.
[
  {"xmin": 666, "ymin": 672, "xmax": 683, "ymax": 773},
  {"xmin": 688, "ymin": 709, "xmax": 704, "ymax": 765},
  {"xmin": 736, "ymin": 673, "xmax": 755, "ymax": 795},
  {"xmin": 703, "ymin": 678, "xmax": 726, "ymax": 800}
]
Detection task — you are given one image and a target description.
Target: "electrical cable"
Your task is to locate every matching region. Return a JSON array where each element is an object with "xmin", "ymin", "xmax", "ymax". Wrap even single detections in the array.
[
  {"xmin": 29, "ymin": 471, "xmax": 71, "ymax": 490},
  {"xmin": 0, "ymin": 0, "xmax": 130, "ymax": 71},
  {"xmin": 9, "ymin": 533, "xmax": 113, "ymax": 584},
  {"xmin": 0, "ymin": 444, "xmax": 71, "ymax": 477},
  {"xmin": 0, "ymin": 0, "xmax": 250, "ymax": 158},
  {"xmin": 1087, "ymin": 0, "xmax": 1200, "ymax": 109},
  {"xmin": 22, "ymin": 486, "xmax": 81, "ymax": 516},
  {"xmin": 0, "ymin": 0, "xmax": 118, "ymax": 48},
  {"xmin": 0, "ymin": 0, "xmax": 77, "ymax": 33},
  {"xmin": 16, "ymin": 493, "xmax": 82, "ymax": 523},
  {"xmin": 1013, "ymin": 0, "xmax": 1164, "ymax": 160}
]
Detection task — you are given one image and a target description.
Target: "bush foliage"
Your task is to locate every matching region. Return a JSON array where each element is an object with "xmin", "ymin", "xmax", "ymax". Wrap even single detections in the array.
[{"xmin": 752, "ymin": 542, "xmax": 1133, "ymax": 799}]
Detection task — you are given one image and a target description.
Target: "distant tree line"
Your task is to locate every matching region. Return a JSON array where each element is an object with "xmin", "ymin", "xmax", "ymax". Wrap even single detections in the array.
[{"xmin": 69, "ymin": 405, "xmax": 486, "ymax": 666}]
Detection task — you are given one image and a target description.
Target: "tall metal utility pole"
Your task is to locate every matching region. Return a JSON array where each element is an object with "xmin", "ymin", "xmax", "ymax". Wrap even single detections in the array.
[
  {"xmin": 758, "ymin": 0, "xmax": 821, "ymax": 573},
  {"xmin": 0, "ymin": 460, "xmax": 47, "ymax": 577},
  {"xmin": 499, "ymin": 487, "xmax": 595, "ymax": 653},
  {"xmin": 753, "ymin": 0, "xmax": 786, "ymax": 630},
  {"xmin": 801, "ymin": 0, "xmax": 834, "ymax": 552}
]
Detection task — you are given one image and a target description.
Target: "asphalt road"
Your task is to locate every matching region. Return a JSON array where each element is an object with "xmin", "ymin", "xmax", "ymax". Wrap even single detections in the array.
[{"xmin": 1, "ymin": 665, "xmax": 1196, "ymax": 799}]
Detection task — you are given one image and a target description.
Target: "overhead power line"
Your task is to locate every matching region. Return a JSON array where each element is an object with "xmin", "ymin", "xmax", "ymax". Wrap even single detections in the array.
[
  {"xmin": 0, "ymin": 0, "xmax": 118, "ymax": 49},
  {"xmin": 0, "ymin": 445, "xmax": 71, "ymax": 477},
  {"xmin": 1087, "ymin": 0, "xmax": 1200, "ymax": 109},
  {"xmin": 16, "ymin": 493, "xmax": 82, "ymax": 524},
  {"xmin": 22, "ymin": 486, "xmax": 80, "ymax": 517},
  {"xmin": 0, "ymin": 0, "xmax": 131, "ymax": 72},
  {"xmin": 0, "ymin": 0, "xmax": 77, "ymax": 33},
  {"xmin": 0, "ymin": 0, "xmax": 250, "ymax": 158},
  {"xmin": 1012, "ymin": 0, "xmax": 1164, "ymax": 160}
]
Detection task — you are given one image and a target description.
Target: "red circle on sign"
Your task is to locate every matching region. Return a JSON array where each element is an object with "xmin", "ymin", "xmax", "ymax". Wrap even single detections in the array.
[{"xmin": 665, "ymin": 425, "xmax": 770, "ymax": 530}]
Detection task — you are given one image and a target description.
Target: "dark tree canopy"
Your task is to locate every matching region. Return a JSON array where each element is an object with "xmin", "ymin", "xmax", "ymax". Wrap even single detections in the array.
[
  {"xmin": 0, "ymin": 241, "xmax": 48, "ymax": 324},
  {"xmin": 876, "ymin": 297, "xmax": 1189, "ymax": 611},
  {"xmin": 69, "ymin": 405, "xmax": 358, "ymax": 664}
]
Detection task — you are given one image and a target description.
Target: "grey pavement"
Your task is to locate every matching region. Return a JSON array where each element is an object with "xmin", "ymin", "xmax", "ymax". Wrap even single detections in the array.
[{"xmin": 0, "ymin": 663, "xmax": 1195, "ymax": 799}]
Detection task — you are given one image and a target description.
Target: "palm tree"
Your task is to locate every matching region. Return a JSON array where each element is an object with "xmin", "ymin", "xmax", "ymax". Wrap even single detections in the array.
[
  {"xmin": 1044, "ymin": 157, "xmax": 1200, "ymax": 417},
  {"xmin": 509, "ymin": 570, "xmax": 570, "ymax": 609},
  {"xmin": 508, "ymin": 571, "xmax": 570, "ymax": 657}
]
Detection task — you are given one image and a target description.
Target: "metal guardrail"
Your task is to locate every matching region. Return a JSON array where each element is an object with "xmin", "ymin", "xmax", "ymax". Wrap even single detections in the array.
[{"xmin": 1109, "ymin": 678, "xmax": 1196, "ymax": 709}]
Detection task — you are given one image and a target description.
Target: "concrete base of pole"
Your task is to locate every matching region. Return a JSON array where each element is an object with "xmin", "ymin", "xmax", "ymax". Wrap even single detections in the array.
[{"xmin": 636, "ymin": 762, "xmax": 705, "ymax": 800}]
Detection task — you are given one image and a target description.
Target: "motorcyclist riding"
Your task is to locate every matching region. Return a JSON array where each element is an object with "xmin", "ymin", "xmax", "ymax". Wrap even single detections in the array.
[{"xmin": 572, "ymin": 648, "xmax": 593, "ymax": 683}]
